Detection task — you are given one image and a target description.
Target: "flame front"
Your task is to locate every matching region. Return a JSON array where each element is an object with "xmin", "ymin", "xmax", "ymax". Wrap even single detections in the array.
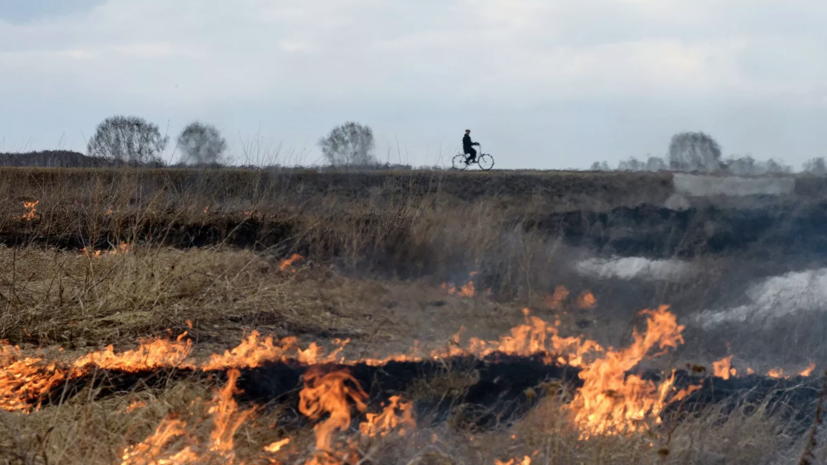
[
  {"xmin": 449, "ymin": 308, "xmax": 603, "ymax": 367},
  {"xmin": 0, "ymin": 343, "xmax": 67, "ymax": 412},
  {"xmin": 567, "ymin": 305, "xmax": 686, "ymax": 437},
  {"xmin": 74, "ymin": 333, "xmax": 194, "ymax": 372},
  {"xmin": 202, "ymin": 331, "xmax": 294, "ymax": 371},
  {"xmin": 3, "ymin": 302, "xmax": 789, "ymax": 461},
  {"xmin": 201, "ymin": 331, "xmax": 348, "ymax": 371}
]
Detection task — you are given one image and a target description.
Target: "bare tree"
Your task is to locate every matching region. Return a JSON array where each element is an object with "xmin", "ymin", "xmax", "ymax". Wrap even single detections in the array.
[
  {"xmin": 618, "ymin": 157, "xmax": 646, "ymax": 171},
  {"xmin": 177, "ymin": 122, "xmax": 227, "ymax": 165},
  {"xmin": 803, "ymin": 158, "xmax": 827, "ymax": 175},
  {"xmin": 87, "ymin": 115, "xmax": 169, "ymax": 164},
  {"xmin": 590, "ymin": 161, "xmax": 610, "ymax": 171},
  {"xmin": 668, "ymin": 132, "xmax": 722, "ymax": 172},
  {"xmin": 318, "ymin": 121, "xmax": 377, "ymax": 167}
]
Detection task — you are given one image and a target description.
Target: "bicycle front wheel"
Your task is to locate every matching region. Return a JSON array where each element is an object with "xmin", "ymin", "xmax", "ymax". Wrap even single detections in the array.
[
  {"xmin": 452, "ymin": 154, "xmax": 469, "ymax": 170},
  {"xmin": 478, "ymin": 154, "xmax": 495, "ymax": 171}
]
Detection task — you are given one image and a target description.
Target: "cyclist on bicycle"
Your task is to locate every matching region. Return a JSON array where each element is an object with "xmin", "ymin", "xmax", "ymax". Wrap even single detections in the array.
[{"xmin": 463, "ymin": 129, "xmax": 480, "ymax": 164}]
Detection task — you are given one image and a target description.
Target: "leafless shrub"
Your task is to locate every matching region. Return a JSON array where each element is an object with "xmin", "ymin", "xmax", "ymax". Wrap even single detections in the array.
[
  {"xmin": 803, "ymin": 158, "xmax": 827, "ymax": 175},
  {"xmin": 318, "ymin": 121, "xmax": 378, "ymax": 168},
  {"xmin": 668, "ymin": 132, "xmax": 722, "ymax": 172},
  {"xmin": 177, "ymin": 122, "xmax": 227, "ymax": 165},
  {"xmin": 87, "ymin": 115, "xmax": 169, "ymax": 164}
]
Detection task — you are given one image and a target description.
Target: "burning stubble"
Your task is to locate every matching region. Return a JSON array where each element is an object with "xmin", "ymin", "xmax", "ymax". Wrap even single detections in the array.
[{"xmin": 2, "ymin": 305, "xmax": 710, "ymax": 462}]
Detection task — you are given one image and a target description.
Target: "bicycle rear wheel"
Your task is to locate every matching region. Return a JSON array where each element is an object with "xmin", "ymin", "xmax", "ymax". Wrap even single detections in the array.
[
  {"xmin": 452, "ymin": 154, "xmax": 469, "ymax": 170},
  {"xmin": 478, "ymin": 154, "xmax": 494, "ymax": 171}
]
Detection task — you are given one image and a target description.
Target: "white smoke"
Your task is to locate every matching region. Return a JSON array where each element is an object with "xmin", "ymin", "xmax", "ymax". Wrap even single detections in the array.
[
  {"xmin": 575, "ymin": 257, "xmax": 693, "ymax": 282},
  {"xmin": 694, "ymin": 269, "xmax": 827, "ymax": 329}
]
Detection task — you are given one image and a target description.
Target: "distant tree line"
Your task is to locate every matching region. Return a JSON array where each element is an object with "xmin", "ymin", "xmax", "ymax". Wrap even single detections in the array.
[
  {"xmin": 5, "ymin": 116, "xmax": 827, "ymax": 173},
  {"xmin": 0, "ymin": 115, "xmax": 389, "ymax": 169},
  {"xmin": 0, "ymin": 150, "xmax": 113, "ymax": 168},
  {"xmin": 78, "ymin": 115, "xmax": 379, "ymax": 169},
  {"xmin": 590, "ymin": 132, "xmax": 827, "ymax": 175}
]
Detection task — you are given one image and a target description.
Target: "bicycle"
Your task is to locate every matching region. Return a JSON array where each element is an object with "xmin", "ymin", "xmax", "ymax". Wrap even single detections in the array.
[{"xmin": 452, "ymin": 145, "xmax": 495, "ymax": 171}]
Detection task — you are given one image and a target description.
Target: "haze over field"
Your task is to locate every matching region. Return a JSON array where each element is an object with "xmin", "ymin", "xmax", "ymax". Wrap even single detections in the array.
[{"xmin": 2, "ymin": 0, "xmax": 827, "ymax": 168}]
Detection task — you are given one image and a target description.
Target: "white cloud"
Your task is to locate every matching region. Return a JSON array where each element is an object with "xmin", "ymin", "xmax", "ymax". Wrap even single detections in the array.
[{"xmin": 1, "ymin": 0, "xmax": 826, "ymax": 167}]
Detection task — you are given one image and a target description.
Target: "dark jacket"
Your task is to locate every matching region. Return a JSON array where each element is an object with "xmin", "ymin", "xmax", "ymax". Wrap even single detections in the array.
[{"xmin": 462, "ymin": 134, "xmax": 475, "ymax": 153}]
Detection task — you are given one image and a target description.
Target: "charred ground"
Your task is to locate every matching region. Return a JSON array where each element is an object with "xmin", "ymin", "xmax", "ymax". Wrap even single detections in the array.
[{"xmin": 2, "ymin": 167, "xmax": 826, "ymax": 464}]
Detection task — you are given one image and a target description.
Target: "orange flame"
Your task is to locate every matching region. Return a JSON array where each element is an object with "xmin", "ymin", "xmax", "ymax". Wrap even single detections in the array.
[
  {"xmin": 200, "ymin": 332, "xmax": 347, "ymax": 371},
  {"xmin": 767, "ymin": 368, "xmax": 784, "ymax": 379},
  {"xmin": 121, "ymin": 400, "xmax": 148, "ymax": 414},
  {"xmin": 263, "ymin": 438, "xmax": 290, "ymax": 453},
  {"xmin": 712, "ymin": 355, "xmax": 735, "ymax": 380},
  {"xmin": 0, "ymin": 343, "xmax": 68, "ymax": 412},
  {"xmin": 567, "ymin": 305, "xmax": 686, "ymax": 437},
  {"xmin": 440, "ymin": 308, "xmax": 603, "ymax": 367},
  {"xmin": 207, "ymin": 369, "xmax": 255, "ymax": 456},
  {"xmin": 495, "ymin": 457, "xmax": 532, "ymax": 465},
  {"xmin": 299, "ymin": 367, "xmax": 367, "ymax": 464},
  {"xmin": 442, "ymin": 272, "xmax": 478, "ymax": 298},
  {"xmin": 359, "ymin": 395, "xmax": 416, "ymax": 438},
  {"xmin": 81, "ymin": 248, "xmax": 102, "ymax": 258},
  {"xmin": 576, "ymin": 291, "xmax": 597, "ymax": 309},
  {"xmin": 457, "ymin": 281, "xmax": 476, "ymax": 297},
  {"xmin": 120, "ymin": 368, "xmax": 252, "ymax": 465},
  {"xmin": 543, "ymin": 286, "xmax": 569, "ymax": 310},
  {"xmin": 120, "ymin": 418, "xmax": 194, "ymax": 465},
  {"xmin": 82, "ymin": 241, "xmax": 132, "ymax": 258},
  {"xmin": 203, "ymin": 331, "xmax": 293, "ymax": 371},
  {"xmin": 18, "ymin": 200, "xmax": 40, "ymax": 221},
  {"xmin": 279, "ymin": 254, "xmax": 305, "ymax": 272},
  {"xmin": 799, "ymin": 362, "xmax": 817, "ymax": 377},
  {"xmin": 3, "ymin": 305, "xmax": 707, "ymax": 448},
  {"xmin": 3, "ymin": 333, "xmax": 196, "ymax": 413},
  {"xmin": 74, "ymin": 333, "xmax": 194, "ymax": 372}
]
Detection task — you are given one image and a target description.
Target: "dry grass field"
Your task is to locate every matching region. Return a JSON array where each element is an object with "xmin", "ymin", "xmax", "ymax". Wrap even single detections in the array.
[{"xmin": 1, "ymin": 167, "xmax": 826, "ymax": 464}]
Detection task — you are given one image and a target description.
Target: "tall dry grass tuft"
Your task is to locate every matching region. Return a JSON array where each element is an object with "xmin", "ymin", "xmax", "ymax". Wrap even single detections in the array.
[{"xmin": 0, "ymin": 167, "xmax": 671, "ymax": 306}]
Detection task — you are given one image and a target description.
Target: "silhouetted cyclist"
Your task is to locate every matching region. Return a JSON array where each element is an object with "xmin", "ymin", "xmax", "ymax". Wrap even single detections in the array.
[{"xmin": 463, "ymin": 129, "xmax": 480, "ymax": 164}]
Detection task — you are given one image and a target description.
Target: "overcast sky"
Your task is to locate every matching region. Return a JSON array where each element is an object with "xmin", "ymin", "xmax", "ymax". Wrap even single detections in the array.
[{"xmin": 1, "ymin": 0, "xmax": 826, "ymax": 168}]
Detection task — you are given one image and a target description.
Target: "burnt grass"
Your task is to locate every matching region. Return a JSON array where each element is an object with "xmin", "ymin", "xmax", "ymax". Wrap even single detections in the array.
[
  {"xmin": 42, "ymin": 355, "xmax": 824, "ymax": 434},
  {"xmin": 45, "ymin": 355, "xmax": 579, "ymax": 429}
]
